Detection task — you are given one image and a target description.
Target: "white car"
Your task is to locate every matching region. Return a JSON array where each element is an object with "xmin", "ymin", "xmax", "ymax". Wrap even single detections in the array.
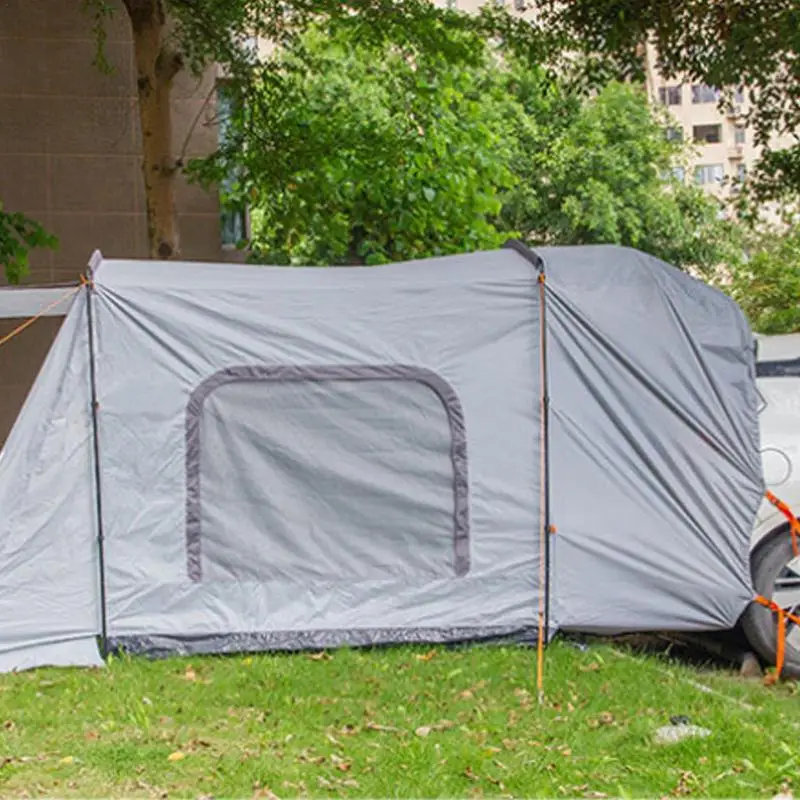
[{"xmin": 742, "ymin": 333, "xmax": 800, "ymax": 674}]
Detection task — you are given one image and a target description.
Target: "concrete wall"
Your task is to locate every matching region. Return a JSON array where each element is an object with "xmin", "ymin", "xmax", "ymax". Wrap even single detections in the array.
[{"xmin": 0, "ymin": 0, "xmax": 226, "ymax": 446}]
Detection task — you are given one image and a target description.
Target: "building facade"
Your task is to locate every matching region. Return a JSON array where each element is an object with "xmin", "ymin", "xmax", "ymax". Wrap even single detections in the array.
[
  {"xmin": 640, "ymin": 43, "xmax": 795, "ymax": 203},
  {"xmin": 0, "ymin": 0, "xmax": 235, "ymax": 445},
  {"xmin": 0, "ymin": 0, "xmax": 232, "ymax": 288}
]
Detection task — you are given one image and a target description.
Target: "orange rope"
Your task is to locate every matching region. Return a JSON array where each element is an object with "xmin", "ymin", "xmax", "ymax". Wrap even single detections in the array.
[
  {"xmin": 754, "ymin": 594, "xmax": 800, "ymax": 678},
  {"xmin": 0, "ymin": 285, "xmax": 81, "ymax": 349},
  {"xmin": 536, "ymin": 272, "xmax": 547, "ymax": 703},
  {"xmin": 765, "ymin": 490, "xmax": 800, "ymax": 558},
  {"xmin": 753, "ymin": 492, "xmax": 800, "ymax": 680}
]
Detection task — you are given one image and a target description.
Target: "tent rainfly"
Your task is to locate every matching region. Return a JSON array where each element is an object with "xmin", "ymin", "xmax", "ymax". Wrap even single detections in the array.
[{"xmin": 0, "ymin": 243, "xmax": 764, "ymax": 673}]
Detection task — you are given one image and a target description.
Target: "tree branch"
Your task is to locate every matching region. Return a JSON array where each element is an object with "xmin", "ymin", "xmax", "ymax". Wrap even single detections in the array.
[
  {"xmin": 156, "ymin": 45, "xmax": 185, "ymax": 82},
  {"xmin": 120, "ymin": 0, "xmax": 165, "ymax": 32},
  {"xmin": 175, "ymin": 82, "xmax": 216, "ymax": 169}
]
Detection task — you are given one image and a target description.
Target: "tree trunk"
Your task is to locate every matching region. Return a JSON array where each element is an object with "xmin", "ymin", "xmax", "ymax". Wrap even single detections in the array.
[{"xmin": 124, "ymin": 0, "xmax": 181, "ymax": 259}]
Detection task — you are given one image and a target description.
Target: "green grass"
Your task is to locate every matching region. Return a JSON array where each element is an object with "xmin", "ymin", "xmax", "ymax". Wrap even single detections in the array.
[{"xmin": 0, "ymin": 641, "xmax": 797, "ymax": 797}]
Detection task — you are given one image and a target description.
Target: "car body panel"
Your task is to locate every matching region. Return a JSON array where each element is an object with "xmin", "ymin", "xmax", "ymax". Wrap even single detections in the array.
[{"xmin": 752, "ymin": 333, "xmax": 800, "ymax": 551}]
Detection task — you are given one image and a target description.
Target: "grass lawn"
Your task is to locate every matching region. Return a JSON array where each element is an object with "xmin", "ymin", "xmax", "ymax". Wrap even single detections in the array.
[{"xmin": 0, "ymin": 640, "xmax": 797, "ymax": 798}]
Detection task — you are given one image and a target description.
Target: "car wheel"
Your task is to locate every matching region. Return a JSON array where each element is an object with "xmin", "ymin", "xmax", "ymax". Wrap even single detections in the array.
[{"xmin": 742, "ymin": 533, "xmax": 800, "ymax": 677}]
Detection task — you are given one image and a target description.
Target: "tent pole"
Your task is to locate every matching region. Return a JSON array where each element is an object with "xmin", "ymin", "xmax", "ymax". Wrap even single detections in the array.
[
  {"xmin": 84, "ymin": 265, "xmax": 109, "ymax": 660},
  {"xmin": 535, "ymin": 266, "xmax": 552, "ymax": 704},
  {"xmin": 539, "ymin": 265, "xmax": 552, "ymax": 660},
  {"xmin": 501, "ymin": 240, "xmax": 553, "ymax": 701}
]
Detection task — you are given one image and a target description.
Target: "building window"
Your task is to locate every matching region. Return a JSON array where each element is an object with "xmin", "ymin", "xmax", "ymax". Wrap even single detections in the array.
[
  {"xmin": 734, "ymin": 126, "xmax": 746, "ymax": 144},
  {"xmin": 665, "ymin": 126, "xmax": 684, "ymax": 142},
  {"xmin": 694, "ymin": 164, "xmax": 725, "ymax": 185},
  {"xmin": 737, "ymin": 164, "xmax": 747, "ymax": 182},
  {"xmin": 693, "ymin": 124, "xmax": 722, "ymax": 144},
  {"xmin": 445, "ymin": 0, "xmax": 457, "ymax": 7},
  {"xmin": 217, "ymin": 84, "xmax": 247, "ymax": 248},
  {"xmin": 514, "ymin": 0, "xmax": 526, "ymax": 8},
  {"xmin": 692, "ymin": 84, "xmax": 720, "ymax": 104},
  {"xmin": 658, "ymin": 86, "xmax": 682, "ymax": 106},
  {"xmin": 734, "ymin": 87, "xmax": 745, "ymax": 104},
  {"xmin": 672, "ymin": 166, "xmax": 686, "ymax": 183}
]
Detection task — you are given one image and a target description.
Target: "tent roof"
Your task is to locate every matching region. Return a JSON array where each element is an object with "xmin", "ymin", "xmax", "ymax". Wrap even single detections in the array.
[
  {"xmin": 91, "ymin": 243, "xmax": 696, "ymax": 293},
  {"xmin": 0, "ymin": 286, "xmax": 77, "ymax": 319},
  {"xmin": 93, "ymin": 247, "xmax": 529, "ymax": 291}
]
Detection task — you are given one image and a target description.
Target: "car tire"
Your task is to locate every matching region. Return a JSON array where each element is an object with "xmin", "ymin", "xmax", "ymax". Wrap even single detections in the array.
[{"xmin": 742, "ymin": 533, "xmax": 800, "ymax": 678}]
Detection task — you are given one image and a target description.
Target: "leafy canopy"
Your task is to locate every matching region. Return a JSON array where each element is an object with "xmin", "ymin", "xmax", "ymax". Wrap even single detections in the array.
[
  {"xmin": 114, "ymin": 0, "xmax": 560, "ymax": 101},
  {"xmin": 538, "ymin": 0, "xmax": 800, "ymax": 202},
  {"xmin": 190, "ymin": 26, "xmax": 518, "ymax": 264},
  {"xmin": 500, "ymin": 74, "xmax": 740, "ymax": 273},
  {"xmin": 723, "ymin": 227, "xmax": 800, "ymax": 335},
  {"xmin": 0, "ymin": 207, "xmax": 58, "ymax": 285},
  {"xmin": 192, "ymin": 23, "xmax": 739, "ymax": 275}
]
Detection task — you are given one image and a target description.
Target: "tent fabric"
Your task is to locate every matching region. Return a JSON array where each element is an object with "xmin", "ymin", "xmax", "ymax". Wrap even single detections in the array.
[
  {"xmin": 539, "ymin": 246, "xmax": 763, "ymax": 633},
  {"xmin": 185, "ymin": 365, "xmax": 470, "ymax": 582},
  {"xmin": 0, "ymin": 291, "xmax": 103, "ymax": 671},
  {"xmin": 0, "ymin": 286, "xmax": 76, "ymax": 319},
  {"xmin": 0, "ymin": 244, "xmax": 763, "ymax": 671}
]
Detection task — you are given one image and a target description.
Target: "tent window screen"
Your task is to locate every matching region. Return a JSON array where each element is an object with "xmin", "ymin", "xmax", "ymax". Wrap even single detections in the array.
[{"xmin": 185, "ymin": 366, "xmax": 470, "ymax": 582}]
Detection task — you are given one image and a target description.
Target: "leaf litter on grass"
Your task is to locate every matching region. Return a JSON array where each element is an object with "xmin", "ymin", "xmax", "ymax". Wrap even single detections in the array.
[{"xmin": 0, "ymin": 641, "xmax": 798, "ymax": 797}]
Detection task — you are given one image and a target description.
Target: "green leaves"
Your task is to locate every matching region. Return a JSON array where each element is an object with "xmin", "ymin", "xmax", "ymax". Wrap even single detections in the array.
[
  {"xmin": 190, "ymin": 23, "xmax": 515, "ymax": 266},
  {"xmin": 537, "ymin": 0, "xmax": 800, "ymax": 199},
  {"xmin": 0, "ymin": 205, "xmax": 58, "ymax": 285},
  {"xmin": 721, "ymin": 226, "xmax": 800, "ymax": 335},
  {"xmin": 189, "ymin": 24, "xmax": 749, "ymax": 278},
  {"xmin": 501, "ymin": 78, "xmax": 740, "ymax": 275}
]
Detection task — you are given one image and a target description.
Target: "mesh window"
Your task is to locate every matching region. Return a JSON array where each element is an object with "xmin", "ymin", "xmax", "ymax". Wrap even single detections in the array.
[{"xmin": 186, "ymin": 367, "xmax": 469, "ymax": 582}]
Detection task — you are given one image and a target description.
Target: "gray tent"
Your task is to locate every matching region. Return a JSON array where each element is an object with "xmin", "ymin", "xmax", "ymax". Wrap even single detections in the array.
[{"xmin": 0, "ymin": 243, "xmax": 764, "ymax": 672}]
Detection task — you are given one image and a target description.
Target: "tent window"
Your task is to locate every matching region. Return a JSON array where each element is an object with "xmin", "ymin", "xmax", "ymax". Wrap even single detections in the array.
[{"xmin": 185, "ymin": 365, "xmax": 470, "ymax": 582}]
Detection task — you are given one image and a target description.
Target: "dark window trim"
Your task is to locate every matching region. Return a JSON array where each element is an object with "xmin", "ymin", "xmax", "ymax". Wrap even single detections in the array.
[
  {"xmin": 693, "ymin": 124, "xmax": 722, "ymax": 144},
  {"xmin": 757, "ymin": 358, "xmax": 800, "ymax": 378},
  {"xmin": 659, "ymin": 85, "xmax": 682, "ymax": 106},
  {"xmin": 185, "ymin": 364, "xmax": 471, "ymax": 582}
]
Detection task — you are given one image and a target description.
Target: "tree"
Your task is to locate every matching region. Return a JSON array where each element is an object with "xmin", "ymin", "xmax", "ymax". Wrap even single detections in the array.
[
  {"xmin": 501, "ymin": 75, "xmax": 741, "ymax": 273},
  {"xmin": 81, "ymin": 0, "xmax": 552, "ymax": 261},
  {"xmin": 190, "ymin": 26, "xmax": 518, "ymax": 265},
  {"xmin": 0, "ymin": 206, "xmax": 58, "ymax": 285},
  {"xmin": 722, "ymin": 226, "xmax": 800, "ymax": 334},
  {"xmin": 539, "ymin": 0, "xmax": 800, "ymax": 201},
  {"xmin": 198, "ymin": 26, "xmax": 738, "ymax": 275}
]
